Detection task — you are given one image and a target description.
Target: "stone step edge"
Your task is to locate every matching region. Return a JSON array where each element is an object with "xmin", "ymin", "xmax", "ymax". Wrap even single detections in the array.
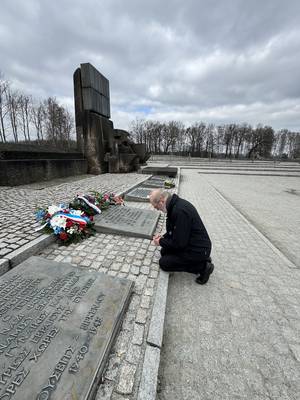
[
  {"xmin": 137, "ymin": 270, "xmax": 170, "ymax": 400},
  {"xmin": 136, "ymin": 167, "xmax": 181, "ymax": 400},
  {"xmin": 1, "ymin": 234, "xmax": 55, "ymax": 274}
]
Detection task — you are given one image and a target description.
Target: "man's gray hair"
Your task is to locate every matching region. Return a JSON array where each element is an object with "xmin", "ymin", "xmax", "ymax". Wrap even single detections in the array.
[{"xmin": 150, "ymin": 189, "xmax": 171, "ymax": 203}]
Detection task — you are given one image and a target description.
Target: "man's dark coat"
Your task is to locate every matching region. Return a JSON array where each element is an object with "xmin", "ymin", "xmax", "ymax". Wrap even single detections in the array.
[{"xmin": 159, "ymin": 194, "xmax": 211, "ymax": 255}]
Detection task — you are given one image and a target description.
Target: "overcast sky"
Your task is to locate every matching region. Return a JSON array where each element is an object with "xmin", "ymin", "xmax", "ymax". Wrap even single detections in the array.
[{"xmin": 1, "ymin": 0, "xmax": 300, "ymax": 132}]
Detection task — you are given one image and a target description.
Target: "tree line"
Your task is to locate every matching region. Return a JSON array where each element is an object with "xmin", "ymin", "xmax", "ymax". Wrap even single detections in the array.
[
  {"xmin": 1, "ymin": 70, "xmax": 299, "ymax": 159},
  {"xmin": 0, "ymin": 72, "xmax": 74, "ymax": 148},
  {"xmin": 129, "ymin": 119, "xmax": 300, "ymax": 159}
]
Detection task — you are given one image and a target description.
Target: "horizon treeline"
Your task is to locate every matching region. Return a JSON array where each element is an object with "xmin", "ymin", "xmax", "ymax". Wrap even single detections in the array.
[
  {"xmin": 1, "ymin": 72, "xmax": 300, "ymax": 159},
  {"xmin": 129, "ymin": 119, "xmax": 300, "ymax": 159},
  {"xmin": 0, "ymin": 72, "xmax": 74, "ymax": 148}
]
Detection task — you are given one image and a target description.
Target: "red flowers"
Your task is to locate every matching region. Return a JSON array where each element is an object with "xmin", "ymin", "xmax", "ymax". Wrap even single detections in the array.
[
  {"xmin": 66, "ymin": 220, "xmax": 73, "ymax": 228},
  {"xmin": 59, "ymin": 232, "xmax": 68, "ymax": 241}
]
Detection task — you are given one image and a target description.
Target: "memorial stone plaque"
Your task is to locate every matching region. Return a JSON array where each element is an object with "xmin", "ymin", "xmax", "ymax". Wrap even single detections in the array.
[
  {"xmin": 143, "ymin": 176, "xmax": 176, "ymax": 188},
  {"xmin": 142, "ymin": 179, "xmax": 165, "ymax": 188},
  {"xmin": 141, "ymin": 167, "xmax": 177, "ymax": 177},
  {"xmin": 0, "ymin": 256, "xmax": 133, "ymax": 400},
  {"xmin": 94, "ymin": 205, "xmax": 159, "ymax": 239},
  {"xmin": 124, "ymin": 187, "xmax": 153, "ymax": 202},
  {"xmin": 150, "ymin": 175, "xmax": 170, "ymax": 181}
]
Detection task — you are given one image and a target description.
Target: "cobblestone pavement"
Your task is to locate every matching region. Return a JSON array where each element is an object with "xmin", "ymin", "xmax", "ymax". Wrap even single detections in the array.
[
  {"xmin": 203, "ymin": 174, "xmax": 300, "ymax": 268},
  {"xmin": 0, "ymin": 173, "xmax": 148, "ymax": 258},
  {"xmin": 36, "ymin": 198, "xmax": 165, "ymax": 400},
  {"xmin": 157, "ymin": 170, "xmax": 300, "ymax": 400},
  {"xmin": 0, "ymin": 172, "xmax": 178, "ymax": 399}
]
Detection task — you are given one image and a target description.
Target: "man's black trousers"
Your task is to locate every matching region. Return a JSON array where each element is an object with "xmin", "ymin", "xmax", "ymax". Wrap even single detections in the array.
[{"xmin": 159, "ymin": 247, "xmax": 211, "ymax": 274}]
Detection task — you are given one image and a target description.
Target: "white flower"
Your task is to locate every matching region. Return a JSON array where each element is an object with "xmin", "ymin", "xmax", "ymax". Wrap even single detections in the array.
[
  {"xmin": 67, "ymin": 226, "xmax": 79, "ymax": 234},
  {"xmin": 71, "ymin": 210, "xmax": 84, "ymax": 216},
  {"xmin": 50, "ymin": 215, "xmax": 67, "ymax": 229},
  {"xmin": 48, "ymin": 205, "xmax": 63, "ymax": 216}
]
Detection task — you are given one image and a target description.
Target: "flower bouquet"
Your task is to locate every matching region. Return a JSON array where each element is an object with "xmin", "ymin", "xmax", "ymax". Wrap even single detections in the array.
[
  {"xmin": 35, "ymin": 205, "xmax": 95, "ymax": 245},
  {"xmin": 69, "ymin": 191, "xmax": 124, "ymax": 216},
  {"xmin": 164, "ymin": 180, "xmax": 175, "ymax": 189}
]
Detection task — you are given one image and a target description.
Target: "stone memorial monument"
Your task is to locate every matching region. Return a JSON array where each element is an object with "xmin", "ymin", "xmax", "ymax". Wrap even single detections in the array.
[
  {"xmin": 142, "ymin": 179, "xmax": 166, "ymax": 188},
  {"xmin": 0, "ymin": 256, "xmax": 133, "ymax": 400},
  {"xmin": 94, "ymin": 205, "xmax": 159, "ymax": 239},
  {"xmin": 74, "ymin": 63, "xmax": 150, "ymax": 174}
]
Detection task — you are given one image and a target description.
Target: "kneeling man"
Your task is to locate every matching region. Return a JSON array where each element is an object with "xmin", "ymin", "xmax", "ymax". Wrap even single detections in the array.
[{"xmin": 149, "ymin": 189, "xmax": 214, "ymax": 284}]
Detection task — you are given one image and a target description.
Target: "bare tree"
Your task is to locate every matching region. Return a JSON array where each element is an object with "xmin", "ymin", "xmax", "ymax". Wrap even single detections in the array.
[
  {"xmin": 143, "ymin": 120, "xmax": 163, "ymax": 153},
  {"xmin": 186, "ymin": 123, "xmax": 202, "ymax": 155},
  {"xmin": 6, "ymin": 87, "xmax": 20, "ymax": 142},
  {"xmin": 216, "ymin": 125, "xmax": 225, "ymax": 155},
  {"xmin": 235, "ymin": 123, "xmax": 251, "ymax": 158},
  {"xmin": 287, "ymin": 132, "xmax": 300, "ymax": 158},
  {"xmin": 246, "ymin": 125, "xmax": 274, "ymax": 159},
  {"xmin": 129, "ymin": 118, "xmax": 146, "ymax": 145},
  {"xmin": 0, "ymin": 72, "xmax": 9, "ymax": 142},
  {"xmin": 161, "ymin": 121, "xmax": 182, "ymax": 153},
  {"xmin": 18, "ymin": 94, "xmax": 31, "ymax": 141},
  {"xmin": 43, "ymin": 97, "xmax": 74, "ymax": 147},
  {"xmin": 31, "ymin": 100, "xmax": 46, "ymax": 142},
  {"xmin": 204, "ymin": 124, "xmax": 215, "ymax": 157},
  {"xmin": 223, "ymin": 124, "xmax": 237, "ymax": 158}
]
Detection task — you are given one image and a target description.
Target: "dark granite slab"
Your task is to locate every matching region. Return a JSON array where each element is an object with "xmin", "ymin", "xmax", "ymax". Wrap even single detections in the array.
[
  {"xmin": 150, "ymin": 175, "xmax": 170, "ymax": 181},
  {"xmin": 142, "ymin": 179, "xmax": 165, "ymax": 188},
  {"xmin": 94, "ymin": 205, "xmax": 159, "ymax": 239},
  {"xmin": 143, "ymin": 177, "xmax": 175, "ymax": 188},
  {"xmin": 124, "ymin": 187, "xmax": 153, "ymax": 202},
  {"xmin": 0, "ymin": 256, "xmax": 133, "ymax": 400},
  {"xmin": 140, "ymin": 167, "xmax": 177, "ymax": 177}
]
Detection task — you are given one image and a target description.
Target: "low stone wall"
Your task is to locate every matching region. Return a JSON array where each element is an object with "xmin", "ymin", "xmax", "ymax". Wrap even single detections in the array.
[
  {"xmin": 0, "ymin": 158, "xmax": 88, "ymax": 186},
  {"xmin": 0, "ymin": 150, "xmax": 84, "ymax": 160}
]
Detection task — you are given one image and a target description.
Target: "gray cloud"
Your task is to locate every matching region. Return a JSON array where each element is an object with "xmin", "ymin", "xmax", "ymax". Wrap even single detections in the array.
[{"xmin": 1, "ymin": 0, "xmax": 300, "ymax": 131}]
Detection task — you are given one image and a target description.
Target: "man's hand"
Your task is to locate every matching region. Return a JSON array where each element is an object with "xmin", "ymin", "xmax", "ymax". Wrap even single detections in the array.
[{"xmin": 152, "ymin": 234, "xmax": 162, "ymax": 246}]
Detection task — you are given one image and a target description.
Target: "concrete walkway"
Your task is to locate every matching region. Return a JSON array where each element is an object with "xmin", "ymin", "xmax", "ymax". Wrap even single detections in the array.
[{"xmin": 157, "ymin": 169, "xmax": 300, "ymax": 400}]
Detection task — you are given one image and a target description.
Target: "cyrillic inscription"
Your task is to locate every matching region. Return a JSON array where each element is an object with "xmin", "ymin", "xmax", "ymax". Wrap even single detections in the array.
[
  {"xmin": 124, "ymin": 186, "xmax": 152, "ymax": 201},
  {"xmin": 0, "ymin": 256, "xmax": 133, "ymax": 399},
  {"xmin": 94, "ymin": 206, "xmax": 160, "ymax": 239}
]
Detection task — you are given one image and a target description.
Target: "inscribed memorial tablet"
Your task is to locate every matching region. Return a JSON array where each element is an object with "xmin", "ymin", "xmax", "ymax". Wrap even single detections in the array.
[
  {"xmin": 142, "ymin": 179, "xmax": 165, "ymax": 188},
  {"xmin": 94, "ymin": 206, "xmax": 159, "ymax": 239},
  {"xmin": 124, "ymin": 187, "xmax": 153, "ymax": 202},
  {"xmin": 0, "ymin": 256, "xmax": 133, "ymax": 400}
]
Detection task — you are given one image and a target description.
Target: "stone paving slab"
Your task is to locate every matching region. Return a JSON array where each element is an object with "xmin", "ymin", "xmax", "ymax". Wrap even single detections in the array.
[{"xmin": 157, "ymin": 170, "xmax": 300, "ymax": 400}]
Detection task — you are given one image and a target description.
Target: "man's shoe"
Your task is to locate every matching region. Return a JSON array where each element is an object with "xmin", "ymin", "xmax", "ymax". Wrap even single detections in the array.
[{"xmin": 195, "ymin": 262, "xmax": 214, "ymax": 285}]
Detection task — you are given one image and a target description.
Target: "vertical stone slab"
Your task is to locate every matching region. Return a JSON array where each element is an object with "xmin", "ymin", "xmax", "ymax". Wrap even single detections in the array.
[
  {"xmin": 80, "ymin": 63, "xmax": 110, "ymax": 118},
  {"xmin": 73, "ymin": 68, "xmax": 84, "ymax": 152}
]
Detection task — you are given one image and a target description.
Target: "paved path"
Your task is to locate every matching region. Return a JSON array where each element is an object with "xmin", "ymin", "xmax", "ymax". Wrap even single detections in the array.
[
  {"xmin": 204, "ymin": 174, "xmax": 300, "ymax": 268},
  {"xmin": 157, "ymin": 169, "xmax": 300, "ymax": 400}
]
